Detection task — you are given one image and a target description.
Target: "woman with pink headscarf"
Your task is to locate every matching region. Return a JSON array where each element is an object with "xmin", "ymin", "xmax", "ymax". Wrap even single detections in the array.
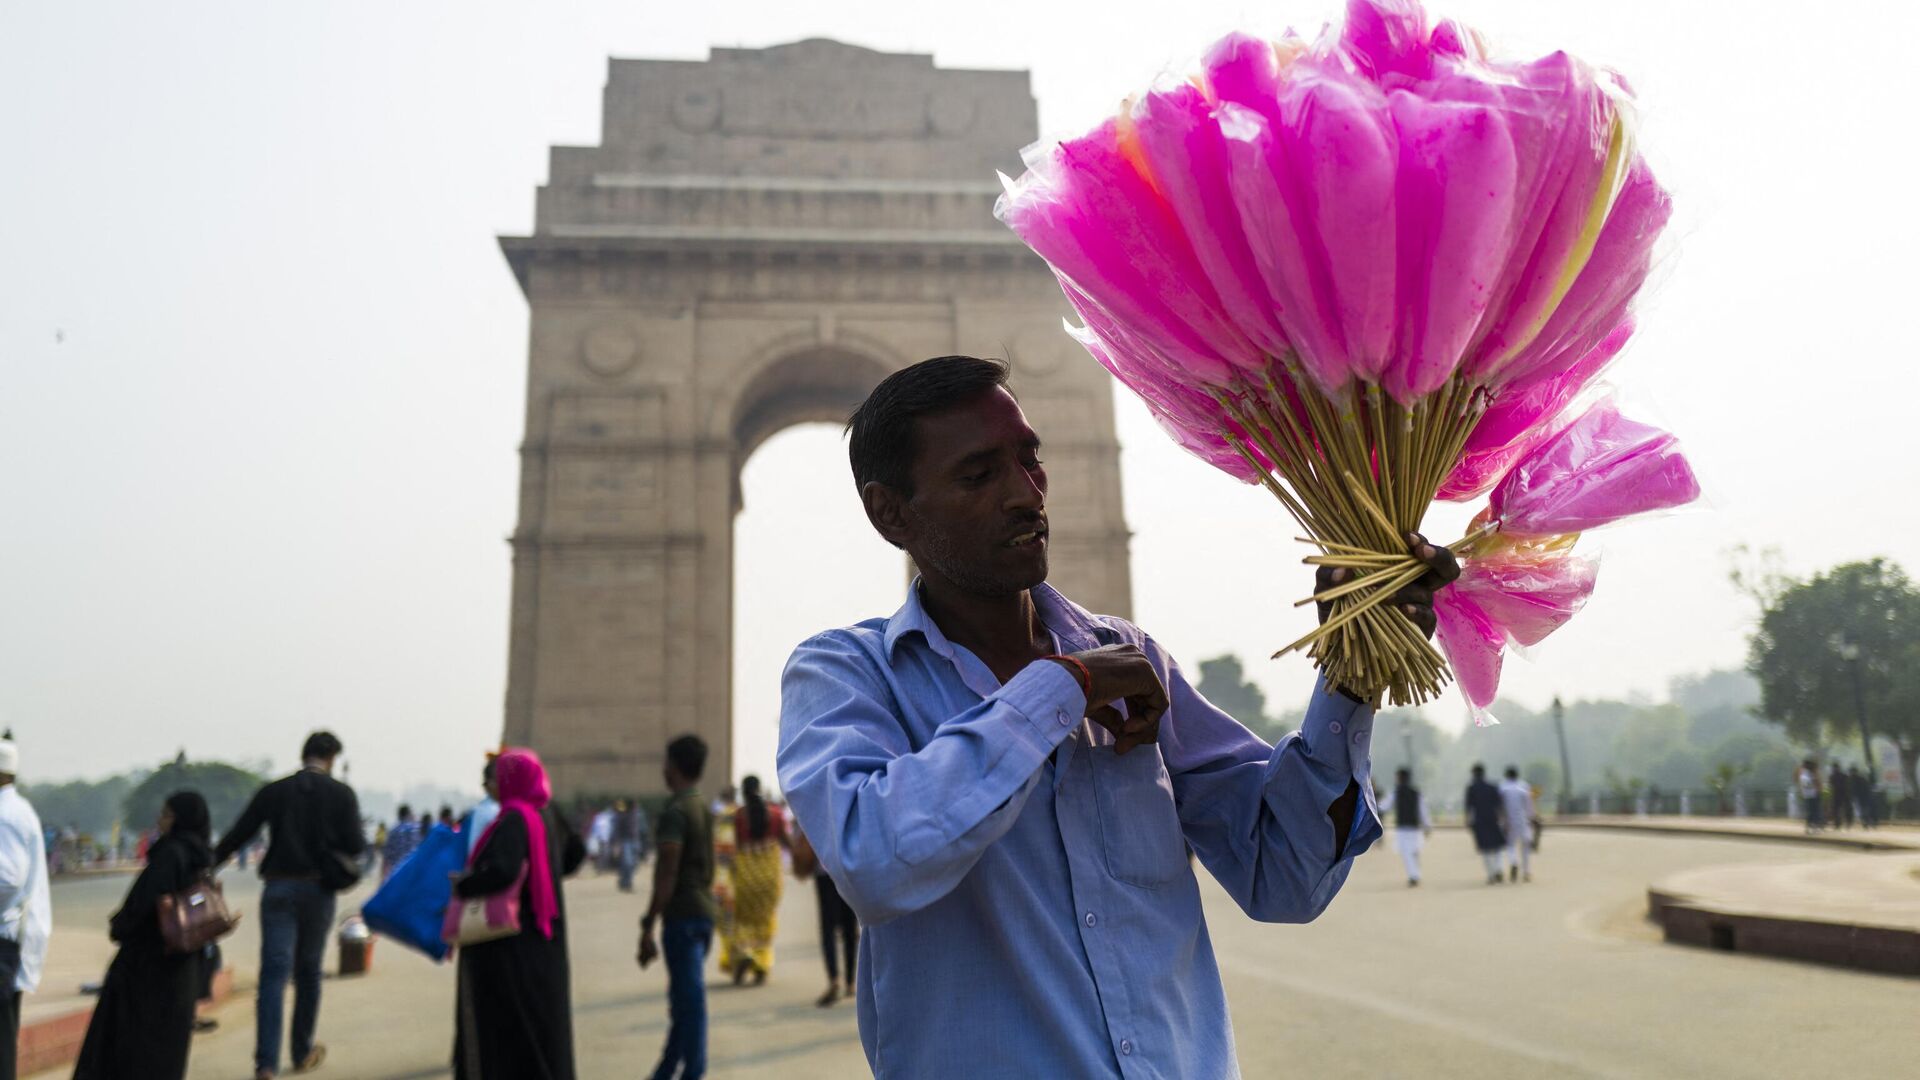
[{"xmin": 451, "ymin": 748, "xmax": 585, "ymax": 1079}]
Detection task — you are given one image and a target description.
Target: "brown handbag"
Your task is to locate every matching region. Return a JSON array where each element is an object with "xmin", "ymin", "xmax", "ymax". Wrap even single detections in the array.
[
  {"xmin": 157, "ymin": 875, "xmax": 241, "ymax": 954},
  {"xmin": 790, "ymin": 827, "xmax": 818, "ymax": 881}
]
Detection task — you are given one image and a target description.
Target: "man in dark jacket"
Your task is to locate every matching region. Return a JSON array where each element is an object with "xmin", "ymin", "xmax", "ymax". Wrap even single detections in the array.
[
  {"xmin": 215, "ymin": 731, "xmax": 364, "ymax": 1079},
  {"xmin": 1464, "ymin": 763, "xmax": 1507, "ymax": 885}
]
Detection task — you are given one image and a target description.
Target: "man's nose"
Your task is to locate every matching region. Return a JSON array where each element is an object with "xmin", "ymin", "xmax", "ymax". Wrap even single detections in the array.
[{"xmin": 1004, "ymin": 465, "xmax": 1044, "ymax": 510}]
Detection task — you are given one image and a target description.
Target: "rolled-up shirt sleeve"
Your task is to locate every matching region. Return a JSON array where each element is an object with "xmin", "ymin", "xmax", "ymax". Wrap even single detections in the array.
[
  {"xmin": 777, "ymin": 630, "xmax": 1085, "ymax": 926},
  {"xmin": 1153, "ymin": 635, "xmax": 1382, "ymax": 924}
]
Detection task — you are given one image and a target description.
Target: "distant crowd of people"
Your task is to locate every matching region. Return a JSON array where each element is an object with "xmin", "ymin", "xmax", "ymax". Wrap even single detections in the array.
[
  {"xmin": 1377, "ymin": 764, "xmax": 1543, "ymax": 888},
  {"xmin": 0, "ymin": 724, "xmax": 854, "ymax": 1080},
  {"xmin": 1795, "ymin": 759, "xmax": 1884, "ymax": 833}
]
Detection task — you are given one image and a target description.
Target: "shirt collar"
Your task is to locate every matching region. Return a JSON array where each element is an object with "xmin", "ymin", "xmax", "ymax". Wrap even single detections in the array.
[{"xmin": 883, "ymin": 578, "xmax": 1118, "ymax": 659}]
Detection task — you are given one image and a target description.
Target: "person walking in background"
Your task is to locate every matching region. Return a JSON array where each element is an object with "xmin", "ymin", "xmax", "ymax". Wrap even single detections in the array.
[
  {"xmin": 382, "ymin": 806, "xmax": 422, "ymax": 881},
  {"xmin": 73, "ymin": 792, "xmax": 217, "ymax": 1079},
  {"xmin": 451, "ymin": 747, "xmax": 585, "ymax": 1079},
  {"xmin": 1464, "ymin": 764, "xmax": 1507, "ymax": 885},
  {"xmin": 588, "ymin": 806, "xmax": 615, "ymax": 874},
  {"xmin": 1849, "ymin": 765, "xmax": 1878, "ymax": 829},
  {"xmin": 1827, "ymin": 762, "xmax": 1852, "ymax": 830},
  {"xmin": 614, "ymin": 800, "xmax": 648, "ymax": 893},
  {"xmin": 789, "ymin": 822, "xmax": 858, "ymax": 1007},
  {"xmin": 719, "ymin": 776, "xmax": 787, "ymax": 986},
  {"xmin": 214, "ymin": 731, "xmax": 364, "ymax": 1080},
  {"xmin": 1796, "ymin": 760, "xmax": 1823, "ymax": 833},
  {"xmin": 639, "ymin": 736, "xmax": 717, "ymax": 1080},
  {"xmin": 464, "ymin": 757, "xmax": 502, "ymax": 859},
  {"xmin": 1498, "ymin": 767, "xmax": 1536, "ymax": 883},
  {"xmin": 0, "ymin": 736, "xmax": 52, "ymax": 1080},
  {"xmin": 1377, "ymin": 768, "xmax": 1432, "ymax": 887}
]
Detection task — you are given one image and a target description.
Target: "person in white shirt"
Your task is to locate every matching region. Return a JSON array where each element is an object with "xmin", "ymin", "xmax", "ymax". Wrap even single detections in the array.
[
  {"xmin": 466, "ymin": 756, "xmax": 502, "ymax": 859},
  {"xmin": 0, "ymin": 736, "xmax": 52, "ymax": 1080},
  {"xmin": 1794, "ymin": 760, "xmax": 1824, "ymax": 833},
  {"xmin": 1498, "ymin": 767, "xmax": 1537, "ymax": 883},
  {"xmin": 1376, "ymin": 768, "xmax": 1434, "ymax": 887},
  {"xmin": 588, "ymin": 808, "xmax": 615, "ymax": 872}
]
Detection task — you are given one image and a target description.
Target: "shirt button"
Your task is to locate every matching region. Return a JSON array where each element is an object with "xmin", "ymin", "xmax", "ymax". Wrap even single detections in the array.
[
  {"xmin": 1120, "ymin": 1040, "xmax": 1134, "ymax": 1056},
  {"xmin": 1328, "ymin": 721, "xmax": 1342, "ymax": 734},
  {"xmin": 1084, "ymin": 912, "xmax": 1097, "ymax": 928},
  {"xmin": 1058, "ymin": 708, "xmax": 1073, "ymax": 726}
]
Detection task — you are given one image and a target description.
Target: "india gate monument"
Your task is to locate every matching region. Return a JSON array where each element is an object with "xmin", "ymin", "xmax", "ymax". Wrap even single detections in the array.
[{"xmin": 498, "ymin": 40, "xmax": 1133, "ymax": 796}]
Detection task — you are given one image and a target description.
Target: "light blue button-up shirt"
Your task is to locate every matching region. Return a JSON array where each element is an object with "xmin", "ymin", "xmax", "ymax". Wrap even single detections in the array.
[{"xmin": 777, "ymin": 582, "xmax": 1381, "ymax": 1079}]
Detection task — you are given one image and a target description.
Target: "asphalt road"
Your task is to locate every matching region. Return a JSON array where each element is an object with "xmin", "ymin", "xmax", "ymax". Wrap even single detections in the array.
[{"xmin": 31, "ymin": 830, "xmax": 1919, "ymax": 1079}]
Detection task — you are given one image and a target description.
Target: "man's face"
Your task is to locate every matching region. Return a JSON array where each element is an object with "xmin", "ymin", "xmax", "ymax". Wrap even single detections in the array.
[{"xmin": 870, "ymin": 388, "xmax": 1050, "ymax": 598}]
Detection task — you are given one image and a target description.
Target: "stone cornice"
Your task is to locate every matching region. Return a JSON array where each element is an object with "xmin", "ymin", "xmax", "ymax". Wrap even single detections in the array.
[
  {"xmin": 509, "ymin": 531, "xmax": 708, "ymax": 549},
  {"xmin": 498, "ymin": 232, "xmax": 1048, "ymax": 299}
]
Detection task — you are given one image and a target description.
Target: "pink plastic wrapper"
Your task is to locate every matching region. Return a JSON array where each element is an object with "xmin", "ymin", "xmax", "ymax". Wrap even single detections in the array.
[
  {"xmin": 1488, "ymin": 397, "xmax": 1701, "ymax": 535},
  {"xmin": 1438, "ymin": 319, "xmax": 1632, "ymax": 501},
  {"xmin": 1434, "ymin": 541, "xmax": 1598, "ymax": 722},
  {"xmin": 1453, "ymin": 544, "xmax": 1598, "ymax": 648},
  {"xmin": 1433, "ymin": 588, "xmax": 1503, "ymax": 721}
]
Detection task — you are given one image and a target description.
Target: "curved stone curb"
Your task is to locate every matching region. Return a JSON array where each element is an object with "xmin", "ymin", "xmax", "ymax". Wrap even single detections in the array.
[
  {"xmin": 1647, "ymin": 854, "xmax": 1920, "ymax": 977},
  {"xmin": 1554, "ymin": 817, "xmax": 1920, "ymax": 852}
]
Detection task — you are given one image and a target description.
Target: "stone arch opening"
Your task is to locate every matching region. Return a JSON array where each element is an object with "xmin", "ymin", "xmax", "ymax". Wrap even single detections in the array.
[
  {"xmin": 726, "ymin": 345, "xmax": 906, "ymax": 791},
  {"xmin": 725, "ymin": 343, "xmax": 898, "ymax": 511}
]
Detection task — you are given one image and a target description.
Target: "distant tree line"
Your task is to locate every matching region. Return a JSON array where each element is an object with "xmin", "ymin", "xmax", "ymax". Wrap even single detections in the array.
[
  {"xmin": 1196, "ymin": 656, "xmax": 1795, "ymax": 811},
  {"xmin": 25, "ymin": 754, "xmax": 267, "ymax": 840},
  {"xmin": 1192, "ymin": 554, "xmax": 1920, "ymax": 815}
]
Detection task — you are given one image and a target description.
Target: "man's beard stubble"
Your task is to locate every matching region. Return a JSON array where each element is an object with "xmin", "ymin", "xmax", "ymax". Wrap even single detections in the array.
[{"xmin": 905, "ymin": 505, "xmax": 1047, "ymax": 599}]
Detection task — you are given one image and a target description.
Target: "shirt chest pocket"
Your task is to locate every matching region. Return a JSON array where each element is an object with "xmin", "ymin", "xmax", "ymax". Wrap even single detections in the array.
[{"xmin": 1087, "ymin": 746, "xmax": 1187, "ymax": 889}]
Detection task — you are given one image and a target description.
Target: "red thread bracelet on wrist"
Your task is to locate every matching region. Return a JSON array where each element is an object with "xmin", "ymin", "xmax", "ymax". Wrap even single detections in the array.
[{"xmin": 1043, "ymin": 654, "xmax": 1093, "ymax": 702}]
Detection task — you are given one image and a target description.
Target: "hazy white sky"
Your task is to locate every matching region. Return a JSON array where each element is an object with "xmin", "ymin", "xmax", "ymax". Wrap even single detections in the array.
[{"xmin": 5, "ymin": 1, "xmax": 1917, "ymax": 795}]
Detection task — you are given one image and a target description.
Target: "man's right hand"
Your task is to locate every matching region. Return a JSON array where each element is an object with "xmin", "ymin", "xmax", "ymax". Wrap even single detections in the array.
[{"xmin": 1049, "ymin": 644, "xmax": 1169, "ymax": 756}]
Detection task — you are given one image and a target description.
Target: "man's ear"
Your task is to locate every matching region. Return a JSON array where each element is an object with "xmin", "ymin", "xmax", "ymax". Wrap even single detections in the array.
[{"xmin": 861, "ymin": 481, "xmax": 913, "ymax": 550}]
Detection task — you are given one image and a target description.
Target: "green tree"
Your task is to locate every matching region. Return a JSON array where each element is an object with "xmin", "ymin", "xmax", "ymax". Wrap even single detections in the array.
[
  {"xmin": 1195, "ymin": 655, "xmax": 1267, "ymax": 728},
  {"xmin": 1523, "ymin": 759, "xmax": 1560, "ymax": 795},
  {"xmin": 1373, "ymin": 710, "xmax": 1451, "ymax": 783},
  {"xmin": 1743, "ymin": 558, "xmax": 1920, "ymax": 787},
  {"xmin": 1612, "ymin": 704, "xmax": 1704, "ymax": 790},
  {"xmin": 23, "ymin": 773, "xmax": 140, "ymax": 835},
  {"xmin": 122, "ymin": 756, "xmax": 266, "ymax": 836}
]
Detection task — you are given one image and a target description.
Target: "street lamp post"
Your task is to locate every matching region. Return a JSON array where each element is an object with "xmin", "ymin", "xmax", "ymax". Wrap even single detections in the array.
[
  {"xmin": 1832, "ymin": 638, "xmax": 1877, "ymax": 774},
  {"xmin": 1552, "ymin": 696, "xmax": 1573, "ymax": 817}
]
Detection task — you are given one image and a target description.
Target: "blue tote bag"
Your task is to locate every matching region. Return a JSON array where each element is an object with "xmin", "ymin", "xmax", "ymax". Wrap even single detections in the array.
[{"xmin": 361, "ymin": 823, "xmax": 467, "ymax": 961}]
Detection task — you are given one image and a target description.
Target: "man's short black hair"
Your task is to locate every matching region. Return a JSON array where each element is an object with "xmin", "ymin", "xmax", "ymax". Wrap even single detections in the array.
[
  {"xmin": 302, "ymin": 731, "xmax": 343, "ymax": 762},
  {"xmin": 1471, "ymin": 763, "xmax": 1485, "ymax": 778},
  {"xmin": 397, "ymin": 804, "xmax": 413, "ymax": 819},
  {"xmin": 1505, "ymin": 766, "xmax": 1520, "ymax": 780},
  {"xmin": 846, "ymin": 355, "xmax": 1012, "ymax": 496},
  {"xmin": 666, "ymin": 734, "xmax": 708, "ymax": 781}
]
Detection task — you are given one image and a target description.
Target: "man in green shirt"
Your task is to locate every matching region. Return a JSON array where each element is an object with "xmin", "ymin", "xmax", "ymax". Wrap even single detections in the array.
[{"xmin": 638, "ymin": 735, "xmax": 716, "ymax": 1080}]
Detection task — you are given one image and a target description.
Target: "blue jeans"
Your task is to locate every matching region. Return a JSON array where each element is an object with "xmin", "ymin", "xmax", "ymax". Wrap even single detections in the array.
[
  {"xmin": 256, "ymin": 879, "xmax": 335, "ymax": 1073},
  {"xmin": 651, "ymin": 918, "xmax": 712, "ymax": 1080}
]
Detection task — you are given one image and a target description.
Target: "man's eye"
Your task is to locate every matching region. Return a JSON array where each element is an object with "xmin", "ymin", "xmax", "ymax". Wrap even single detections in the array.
[{"xmin": 962, "ymin": 471, "xmax": 990, "ymax": 485}]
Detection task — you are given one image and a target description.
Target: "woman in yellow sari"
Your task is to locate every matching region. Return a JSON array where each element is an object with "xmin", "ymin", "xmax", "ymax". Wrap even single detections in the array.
[{"xmin": 720, "ymin": 775, "xmax": 788, "ymax": 984}]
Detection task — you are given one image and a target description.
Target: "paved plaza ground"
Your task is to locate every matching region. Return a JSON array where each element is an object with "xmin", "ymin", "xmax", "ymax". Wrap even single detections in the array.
[{"xmin": 29, "ymin": 828, "xmax": 1920, "ymax": 1079}]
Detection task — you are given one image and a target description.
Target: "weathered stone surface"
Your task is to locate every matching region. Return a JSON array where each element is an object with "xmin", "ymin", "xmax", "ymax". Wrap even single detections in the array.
[{"xmin": 499, "ymin": 40, "xmax": 1132, "ymax": 797}]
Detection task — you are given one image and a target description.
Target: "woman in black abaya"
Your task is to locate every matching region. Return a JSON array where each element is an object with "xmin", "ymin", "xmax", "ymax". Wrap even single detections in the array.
[
  {"xmin": 73, "ymin": 790, "xmax": 215, "ymax": 1080},
  {"xmin": 452, "ymin": 747, "xmax": 586, "ymax": 1080}
]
